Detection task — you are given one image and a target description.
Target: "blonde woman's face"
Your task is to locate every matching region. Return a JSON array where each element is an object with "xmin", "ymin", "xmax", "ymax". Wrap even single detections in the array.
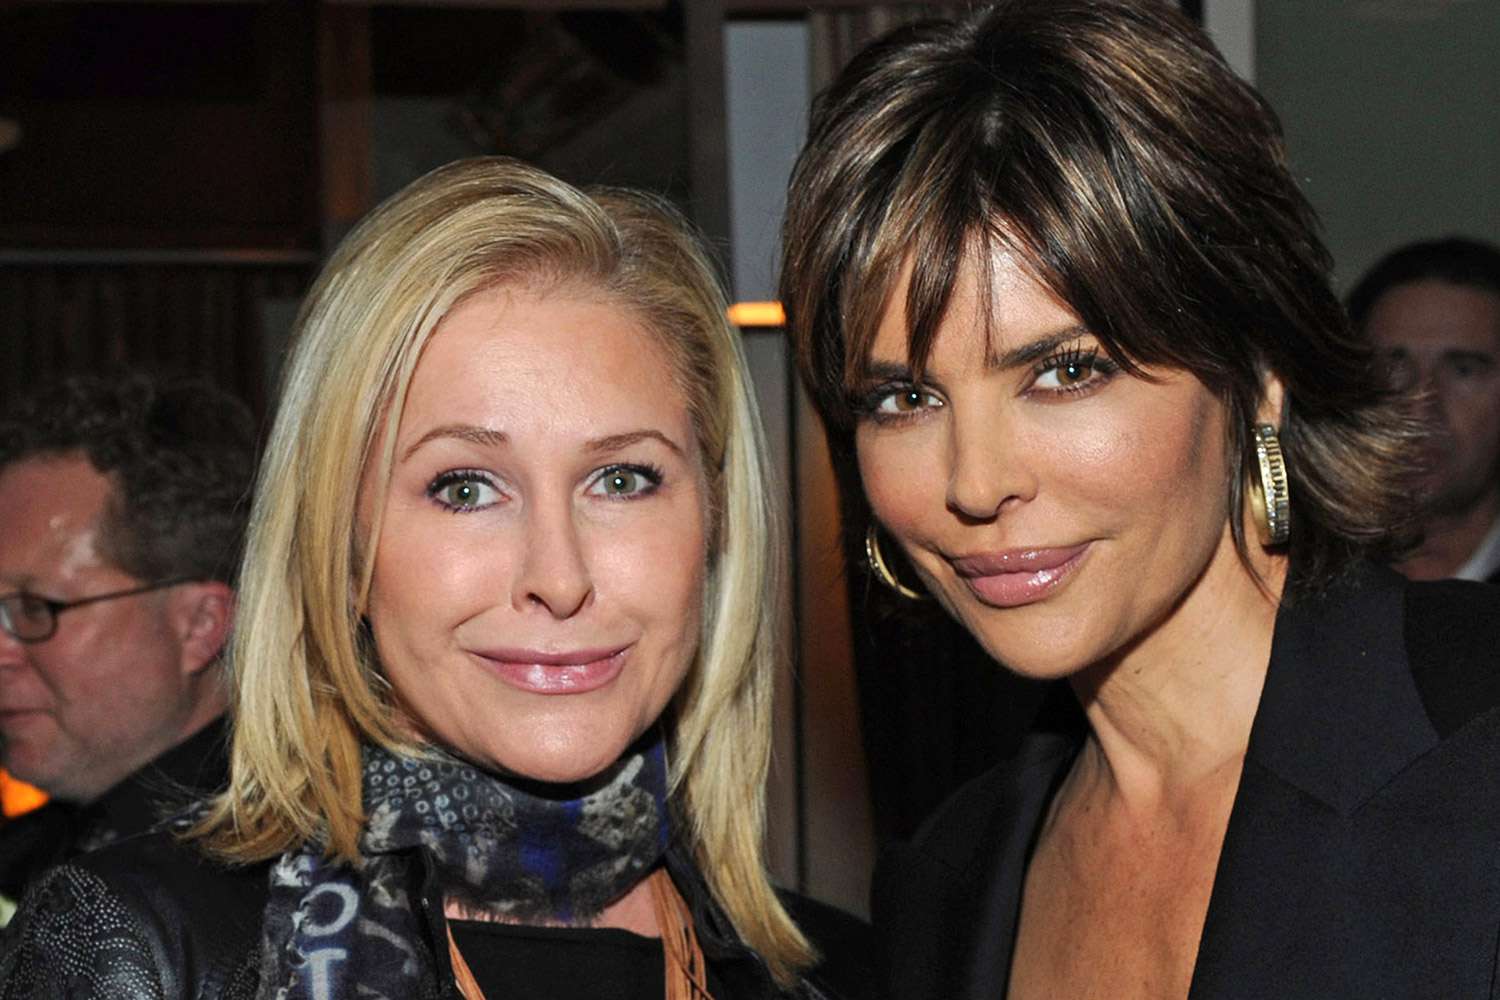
[{"xmin": 365, "ymin": 283, "xmax": 707, "ymax": 783}]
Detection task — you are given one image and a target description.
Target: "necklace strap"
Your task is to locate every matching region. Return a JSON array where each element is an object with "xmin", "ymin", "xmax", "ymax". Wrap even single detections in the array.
[
  {"xmin": 650, "ymin": 867, "xmax": 715, "ymax": 1000},
  {"xmin": 447, "ymin": 924, "xmax": 485, "ymax": 1000}
]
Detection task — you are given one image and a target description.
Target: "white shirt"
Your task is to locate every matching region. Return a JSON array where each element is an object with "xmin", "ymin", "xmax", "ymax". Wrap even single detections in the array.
[{"xmin": 1453, "ymin": 513, "xmax": 1500, "ymax": 582}]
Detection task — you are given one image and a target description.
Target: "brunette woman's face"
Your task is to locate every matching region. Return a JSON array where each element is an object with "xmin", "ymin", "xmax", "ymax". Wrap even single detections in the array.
[
  {"xmin": 854, "ymin": 251, "xmax": 1253, "ymax": 680},
  {"xmin": 364, "ymin": 283, "xmax": 707, "ymax": 783}
]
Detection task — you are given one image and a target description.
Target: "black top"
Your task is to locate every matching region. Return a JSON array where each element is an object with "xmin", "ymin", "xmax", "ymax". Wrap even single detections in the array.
[
  {"xmin": 449, "ymin": 920, "xmax": 683, "ymax": 1000},
  {"xmin": 873, "ymin": 563, "xmax": 1500, "ymax": 999},
  {"xmin": 0, "ymin": 830, "xmax": 868, "ymax": 1000},
  {"xmin": 0, "ymin": 716, "xmax": 229, "ymax": 903}
]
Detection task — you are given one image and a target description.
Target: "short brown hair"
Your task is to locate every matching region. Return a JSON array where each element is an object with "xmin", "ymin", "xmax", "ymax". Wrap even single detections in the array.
[
  {"xmin": 0, "ymin": 372, "xmax": 257, "ymax": 586},
  {"xmin": 780, "ymin": 0, "xmax": 1422, "ymax": 594}
]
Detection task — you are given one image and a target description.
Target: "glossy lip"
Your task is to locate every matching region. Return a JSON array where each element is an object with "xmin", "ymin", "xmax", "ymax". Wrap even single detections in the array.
[
  {"xmin": 947, "ymin": 543, "xmax": 1091, "ymax": 609},
  {"xmin": 468, "ymin": 644, "xmax": 631, "ymax": 695}
]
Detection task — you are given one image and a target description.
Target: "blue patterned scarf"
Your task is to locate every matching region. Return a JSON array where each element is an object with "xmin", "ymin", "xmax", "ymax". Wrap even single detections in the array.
[{"xmin": 257, "ymin": 738, "xmax": 671, "ymax": 1000}]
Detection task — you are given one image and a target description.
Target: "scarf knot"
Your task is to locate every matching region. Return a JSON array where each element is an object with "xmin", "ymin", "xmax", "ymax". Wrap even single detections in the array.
[{"xmin": 257, "ymin": 738, "xmax": 670, "ymax": 1000}]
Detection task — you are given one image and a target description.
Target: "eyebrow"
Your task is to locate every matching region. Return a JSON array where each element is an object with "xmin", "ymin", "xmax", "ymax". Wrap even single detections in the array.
[
  {"xmin": 401, "ymin": 424, "xmax": 508, "ymax": 462},
  {"xmin": 864, "ymin": 326, "xmax": 1095, "ymax": 383},
  {"xmin": 400, "ymin": 424, "xmax": 684, "ymax": 463},
  {"xmin": 586, "ymin": 430, "xmax": 685, "ymax": 458}
]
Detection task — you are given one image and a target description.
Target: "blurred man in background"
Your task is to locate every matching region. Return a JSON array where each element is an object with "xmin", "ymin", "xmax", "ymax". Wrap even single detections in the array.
[
  {"xmin": 1349, "ymin": 237, "xmax": 1500, "ymax": 581},
  {"xmin": 0, "ymin": 373, "xmax": 256, "ymax": 918}
]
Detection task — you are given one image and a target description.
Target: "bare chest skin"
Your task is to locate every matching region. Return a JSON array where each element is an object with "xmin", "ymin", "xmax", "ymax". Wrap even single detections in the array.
[{"xmin": 1006, "ymin": 753, "xmax": 1243, "ymax": 1000}]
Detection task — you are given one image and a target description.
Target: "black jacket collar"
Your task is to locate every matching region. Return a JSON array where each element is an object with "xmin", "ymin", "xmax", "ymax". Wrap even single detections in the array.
[
  {"xmin": 879, "ymin": 562, "xmax": 1450, "ymax": 997},
  {"xmin": 0, "ymin": 715, "xmax": 229, "ymax": 900}
]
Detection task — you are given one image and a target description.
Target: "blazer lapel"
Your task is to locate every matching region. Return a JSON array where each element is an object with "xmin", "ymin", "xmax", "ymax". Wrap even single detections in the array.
[
  {"xmin": 959, "ymin": 732, "xmax": 1079, "ymax": 996},
  {"xmin": 873, "ymin": 729, "xmax": 1078, "ymax": 999},
  {"xmin": 1189, "ymin": 564, "xmax": 1439, "ymax": 997}
]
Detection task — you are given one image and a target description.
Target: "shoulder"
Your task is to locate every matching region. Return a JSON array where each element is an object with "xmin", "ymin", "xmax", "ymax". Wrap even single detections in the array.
[
  {"xmin": 1402, "ymin": 576, "xmax": 1500, "ymax": 738},
  {"xmin": 0, "ymin": 863, "xmax": 168, "ymax": 999},
  {"xmin": 0, "ymin": 830, "xmax": 267, "ymax": 999}
]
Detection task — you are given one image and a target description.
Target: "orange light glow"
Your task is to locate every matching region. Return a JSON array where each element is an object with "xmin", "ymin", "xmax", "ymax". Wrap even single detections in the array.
[
  {"xmin": 727, "ymin": 301, "xmax": 786, "ymax": 327},
  {"xmin": 0, "ymin": 770, "xmax": 46, "ymax": 819}
]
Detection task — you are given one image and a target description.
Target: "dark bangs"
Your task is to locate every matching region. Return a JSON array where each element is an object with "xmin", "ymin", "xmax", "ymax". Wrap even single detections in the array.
[{"xmin": 781, "ymin": 0, "xmax": 1427, "ymax": 594}]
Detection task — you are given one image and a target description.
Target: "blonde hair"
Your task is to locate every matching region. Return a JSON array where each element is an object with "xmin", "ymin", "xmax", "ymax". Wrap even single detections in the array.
[{"xmin": 198, "ymin": 157, "xmax": 812, "ymax": 980}]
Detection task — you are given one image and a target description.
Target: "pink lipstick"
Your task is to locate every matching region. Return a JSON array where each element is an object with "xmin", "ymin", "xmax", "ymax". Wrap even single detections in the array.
[
  {"xmin": 948, "ymin": 543, "xmax": 1090, "ymax": 608},
  {"xmin": 470, "ymin": 645, "xmax": 629, "ymax": 694}
]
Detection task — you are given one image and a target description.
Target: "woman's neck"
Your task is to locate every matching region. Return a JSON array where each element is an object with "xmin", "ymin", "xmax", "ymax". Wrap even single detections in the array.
[{"xmin": 1068, "ymin": 531, "xmax": 1286, "ymax": 808}]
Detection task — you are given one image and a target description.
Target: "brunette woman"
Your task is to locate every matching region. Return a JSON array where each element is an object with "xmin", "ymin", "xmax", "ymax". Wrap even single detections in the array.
[{"xmin": 781, "ymin": 2, "xmax": 1500, "ymax": 997}]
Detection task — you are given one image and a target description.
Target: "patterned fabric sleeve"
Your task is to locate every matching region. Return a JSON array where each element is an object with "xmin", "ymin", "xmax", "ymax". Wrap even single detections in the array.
[{"xmin": 0, "ymin": 865, "xmax": 167, "ymax": 1000}]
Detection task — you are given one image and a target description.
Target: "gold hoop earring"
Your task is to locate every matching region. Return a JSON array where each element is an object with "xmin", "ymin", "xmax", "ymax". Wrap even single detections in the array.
[
  {"xmin": 865, "ymin": 523, "xmax": 926, "ymax": 600},
  {"xmin": 1248, "ymin": 423, "xmax": 1290, "ymax": 547}
]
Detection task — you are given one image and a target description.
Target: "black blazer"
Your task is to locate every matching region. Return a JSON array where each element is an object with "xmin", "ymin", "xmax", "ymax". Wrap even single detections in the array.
[{"xmin": 874, "ymin": 564, "xmax": 1500, "ymax": 999}]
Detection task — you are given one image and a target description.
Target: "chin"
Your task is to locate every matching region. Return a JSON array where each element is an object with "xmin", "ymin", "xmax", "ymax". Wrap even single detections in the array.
[
  {"xmin": 945, "ymin": 603, "xmax": 1098, "ymax": 684},
  {"xmin": 463, "ymin": 722, "xmax": 646, "ymax": 787}
]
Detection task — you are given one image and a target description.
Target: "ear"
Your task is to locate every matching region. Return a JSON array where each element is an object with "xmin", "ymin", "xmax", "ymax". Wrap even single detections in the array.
[
  {"xmin": 169, "ymin": 581, "xmax": 235, "ymax": 677},
  {"xmin": 1256, "ymin": 370, "xmax": 1287, "ymax": 427}
]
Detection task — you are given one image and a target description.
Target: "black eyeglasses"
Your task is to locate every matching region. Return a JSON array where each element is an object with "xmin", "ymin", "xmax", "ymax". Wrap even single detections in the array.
[{"xmin": 0, "ymin": 578, "xmax": 197, "ymax": 643}]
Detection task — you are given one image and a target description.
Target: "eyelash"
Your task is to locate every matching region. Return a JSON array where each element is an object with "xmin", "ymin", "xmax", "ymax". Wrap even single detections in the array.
[
  {"xmin": 853, "ymin": 343, "xmax": 1121, "ymax": 425},
  {"xmin": 1029, "ymin": 345, "xmax": 1120, "ymax": 396},
  {"xmin": 590, "ymin": 463, "xmax": 664, "ymax": 501},
  {"xmin": 853, "ymin": 384, "xmax": 943, "ymax": 425},
  {"xmin": 424, "ymin": 463, "xmax": 666, "ymax": 514},
  {"xmin": 427, "ymin": 469, "xmax": 502, "ymax": 513}
]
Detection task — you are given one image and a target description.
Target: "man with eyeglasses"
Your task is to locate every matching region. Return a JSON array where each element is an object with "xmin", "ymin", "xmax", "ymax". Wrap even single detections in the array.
[{"xmin": 0, "ymin": 372, "xmax": 256, "ymax": 919}]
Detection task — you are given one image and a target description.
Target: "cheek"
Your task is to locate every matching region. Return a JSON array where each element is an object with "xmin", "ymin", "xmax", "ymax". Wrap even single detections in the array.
[
  {"xmin": 1117, "ymin": 393, "xmax": 1232, "ymax": 534},
  {"xmin": 372, "ymin": 506, "xmax": 510, "ymax": 617},
  {"xmin": 855, "ymin": 428, "xmax": 940, "ymax": 532},
  {"xmin": 597, "ymin": 506, "xmax": 707, "ymax": 635}
]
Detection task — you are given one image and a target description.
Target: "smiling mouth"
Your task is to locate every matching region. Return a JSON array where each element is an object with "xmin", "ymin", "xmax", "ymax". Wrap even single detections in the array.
[
  {"xmin": 469, "ymin": 645, "xmax": 631, "ymax": 695},
  {"xmin": 947, "ymin": 543, "xmax": 1091, "ymax": 608}
]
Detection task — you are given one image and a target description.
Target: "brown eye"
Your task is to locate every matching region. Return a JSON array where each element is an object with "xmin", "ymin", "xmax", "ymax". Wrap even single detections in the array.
[
  {"xmin": 1057, "ymin": 360, "xmax": 1091, "ymax": 385},
  {"xmin": 875, "ymin": 386, "xmax": 942, "ymax": 416},
  {"xmin": 1034, "ymin": 347, "xmax": 1113, "ymax": 393}
]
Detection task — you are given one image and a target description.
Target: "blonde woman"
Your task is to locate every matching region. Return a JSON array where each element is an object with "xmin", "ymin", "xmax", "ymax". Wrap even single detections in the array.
[{"xmin": 0, "ymin": 158, "xmax": 861, "ymax": 999}]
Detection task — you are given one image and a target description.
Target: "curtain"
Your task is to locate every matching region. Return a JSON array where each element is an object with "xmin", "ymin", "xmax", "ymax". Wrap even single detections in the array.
[{"xmin": 0, "ymin": 261, "xmax": 310, "ymax": 421}]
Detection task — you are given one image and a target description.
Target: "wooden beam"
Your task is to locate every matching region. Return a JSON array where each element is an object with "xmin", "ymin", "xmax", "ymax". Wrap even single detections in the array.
[
  {"xmin": 317, "ymin": 4, "xmax": 374, "ymax": 249},
  {"xmin": 724, "ymin": 0, "xmax": 926, "ymax": 10},
  {"xmin": 324, "ymin": 0, "xmax": 668, "ymax": 8},
  {"xmin": 684, "ymin": 0, "xmax": 733, "ymax": 273}
]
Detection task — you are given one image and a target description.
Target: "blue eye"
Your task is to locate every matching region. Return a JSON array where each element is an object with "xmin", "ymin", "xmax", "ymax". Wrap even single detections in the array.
[
  {"xmin": 590, "ymin": 464, "xmax": 662, "ymax": 499},
  {"xmin": 428, "ymin": 471, "xmax": 502, "ymax": 512}
]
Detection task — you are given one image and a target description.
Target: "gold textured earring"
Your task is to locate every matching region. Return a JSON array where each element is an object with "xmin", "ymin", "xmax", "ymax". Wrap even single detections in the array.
[
  {"xmin": 1247, "ymin": 423, "xmax": 1290, "ymax": 546},
  {"xmin": 865, "ymin": 523, "xmax": 926, "ymax": 600}
]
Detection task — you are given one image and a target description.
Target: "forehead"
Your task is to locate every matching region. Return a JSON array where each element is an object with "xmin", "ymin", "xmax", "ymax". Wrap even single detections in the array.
[
  {"xmin": 1365, "ymin": 280, "xmax": 1500, "ymax": 352},
  {"xmin": 867, "ymin": 247, "xmax": 1081, "ymax": 369},
  {"xmin": 0, "ymin": 453, "xmax": 115, "ymax": 586},
  {"xmin": 403, "ymin": 283, "xmax": 695, "ymax": 446}
]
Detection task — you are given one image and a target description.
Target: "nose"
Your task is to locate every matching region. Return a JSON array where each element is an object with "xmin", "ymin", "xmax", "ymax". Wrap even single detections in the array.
[
  {"xmin": 0, "ymin": 619, "xmax": 30, "ymax": 671},
  {"xmin": 511, "ymin": 497, "xmax": 594, "ymax": 619},
  {"xmin": 1413, "ymin": 362, "xmax": 1450, "ymax": 429},
  {"xmin": 944, "ymin": 404, "xmax": 1036, "ymax": 521}
]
